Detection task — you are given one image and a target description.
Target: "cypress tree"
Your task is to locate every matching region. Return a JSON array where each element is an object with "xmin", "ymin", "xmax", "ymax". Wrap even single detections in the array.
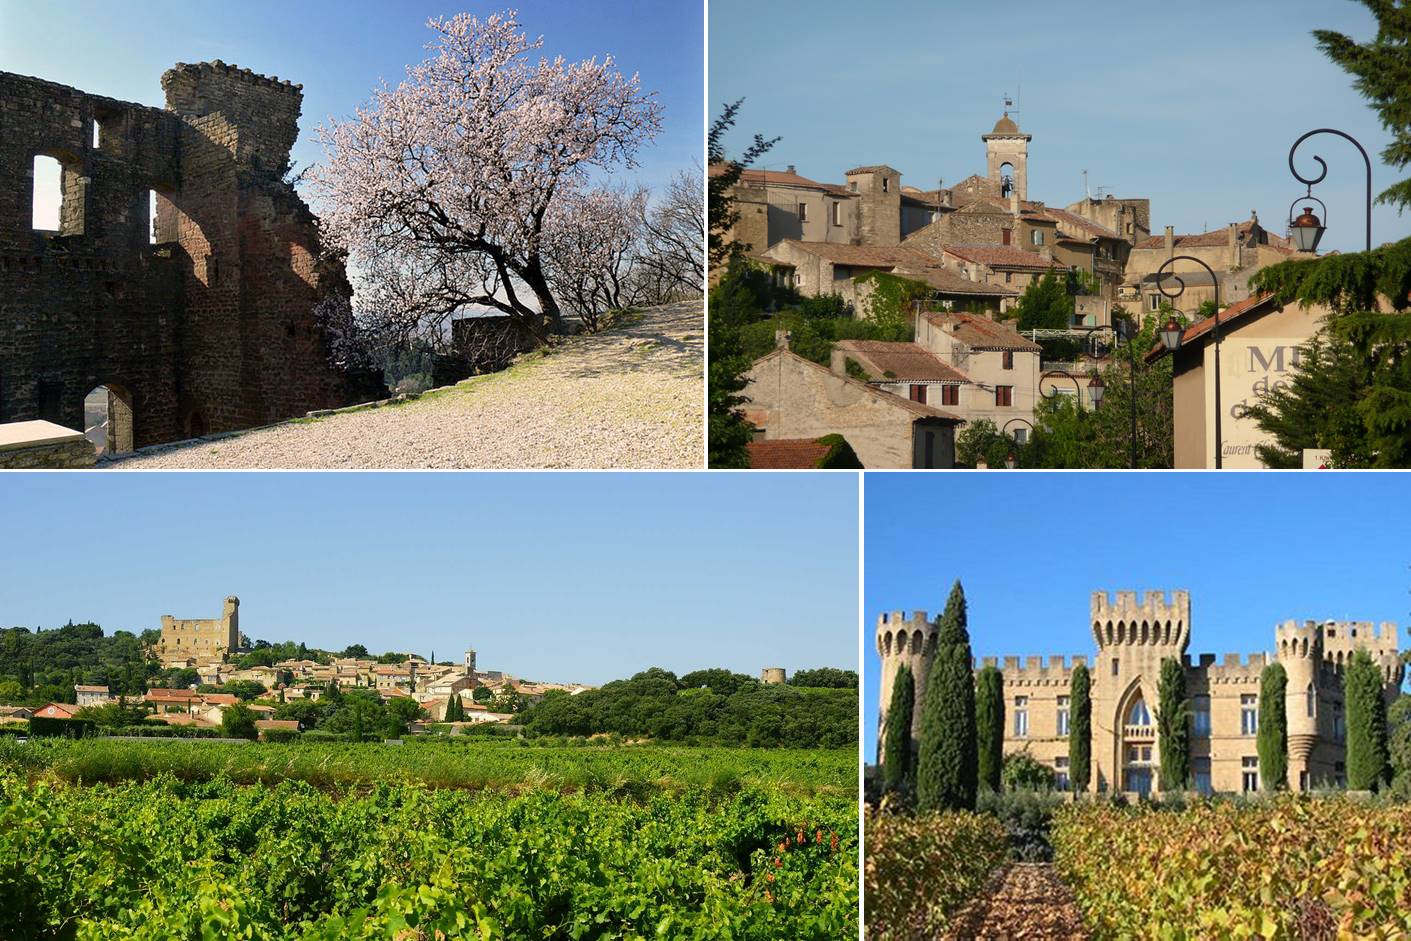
[
  {"xmin": 975, "ymin": 665, "xmax": 1005, "ymax": 794},
  {"xmin": 1157, "ymin": 657, "xmax": 1191, "ymax": 792},
  {"xmin": 1069, "ymin": 663, "xmax": 1091, "ymax": 794},
  {"xmin": 1257, "ymin": 663, "xmax": 1289, "ymax": 792},
  {"xmin": 1346, "ymin": 649, "xmax": 1391, "ymax": 791},
  {"xmin": 916, "ymin": 580, "xmax": 977, "ymax": 812},
  {"xmin": 445, "ymin": 692, "xmax": 463, "ymax": 722},
  {"xmin": 882, "ymin": 664, "xmax": 915, "ymax": 794}
]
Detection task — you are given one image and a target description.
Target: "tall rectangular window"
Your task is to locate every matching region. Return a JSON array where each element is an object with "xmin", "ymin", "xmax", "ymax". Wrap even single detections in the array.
[
  {"xmin": 1193, "ymin": 757, "xmax": 1212, "ymax": 795},
  {"xmin": 830, "ymin": 201, "xmax": 841, "ymax": 226},
  {"xmin": 1241, "ymin": 694, "xmax": 1257, "ymax": 736},
  {"xmin": 1002, "ymin": 350, "xmax": 1014, "ymax": 370},
  {"xmin": 1054, "ymin": 756, "xmax": 1069, "ymax": 791},
  {"xmin": 940, "ymin": 385, "xmax": 959, "ymax": 406},
  {"xmin": 1192, "ymin": 695, "xmax": 1211, "ymax": 736},
  {"xmin": 797, "ymin": 202, "xmax": 808, "ymax": 223},
  {"xmin": 909, "ymin": 384, "xmax": 927, "ymax": 404},
  {"xmin": 1002, "ymin": 228, "xmax": 1012, "ymax": 245},
  {"xmin": 1242, "ymin": 756, "xmax": 1259, "ymax": 793},
  {"xmin": 1057, "ymin": 695, "xmax": 1070, "ymax": 736},
  {"xmin": 1333, "ymin": 703, "xmax": 1345, "ymax": 742},
  {"xmin": 995, "ymin": 385, "xmax": 1013, "ymax": 407},
  {"xmin": 1031, "ymin": 229, "xmax": 1044, "ymax": 246},
  {"xmin": 1013, "ymin": 696, "xmax": 1028, "ymax": 737}
]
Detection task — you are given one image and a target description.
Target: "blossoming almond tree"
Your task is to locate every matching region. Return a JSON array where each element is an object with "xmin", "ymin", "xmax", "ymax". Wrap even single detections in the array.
[
  {"xmin": 312, "ymin": 10, "xmax": 662, "ymax": 344},
  {"xmin": 543, "ymin": 183, "xmax": 649, "ymax": 332}
]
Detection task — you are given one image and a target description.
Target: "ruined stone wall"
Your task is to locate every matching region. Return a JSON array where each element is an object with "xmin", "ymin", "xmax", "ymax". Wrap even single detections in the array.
[{"xmin": 0, "ymin": 62, "xmax": 384, "ymax": 450}]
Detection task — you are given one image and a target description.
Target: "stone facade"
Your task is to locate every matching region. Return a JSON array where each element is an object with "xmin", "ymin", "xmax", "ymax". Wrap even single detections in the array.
[
  {"xmin": 158, "ymin": 596, "xmax": 240, "ymax": 660},
  {"xmin": 744, "ymin": 345, "xmax": 960, "ymax": 469},
  {"xmin": 0, "ymin": 420, "xmax": 96, "ymax": 468},
  {"xmin": 760, "ymin": 667, "xmax": 787, "ymax": 685},
  {"xmin": 876, "ymin": 589, "xmax": 1404, "ymax": 795},
  {"xmin": 1, "ymin": 61, "xmax": 383, "ymax": 453}
]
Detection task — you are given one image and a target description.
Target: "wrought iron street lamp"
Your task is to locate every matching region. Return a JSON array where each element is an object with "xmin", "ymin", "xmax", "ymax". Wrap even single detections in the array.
[
  {"xmin": 1040, "ymin": 369, "xmax": 1085, "ymax": 404},
  {"xmin": 1004, "ymin": 451, "xmax": 1016, "ymax": 470},
  {"xmin": 1087, "ymin": 373, "xmax": 1105, "ymax": 407},
  {"xmin": 1287, "ymin": 128, "xmax": 1372, "ymax": 253},
  {"xmin": 1159, "ymin": 315, "xmax": 1184, "ymax": 353},
  {"xmin": 1154, "ymin": 255, "xmax": 1222, "ymax": 468}
]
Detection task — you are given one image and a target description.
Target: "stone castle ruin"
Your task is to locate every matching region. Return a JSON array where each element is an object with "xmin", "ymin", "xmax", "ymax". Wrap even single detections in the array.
[{"xmin": 0, "ymin": 61, "xmax": 383, "ymax": 452}]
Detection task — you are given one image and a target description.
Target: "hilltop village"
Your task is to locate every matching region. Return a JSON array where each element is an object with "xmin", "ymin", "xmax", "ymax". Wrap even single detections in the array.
[
  {"xmin": 0, "ymin": 596, "xmax": 807, "ymax": 741},
  {"xmin": 719, "ymin": 110, "xmax": 1302, "ymax": 469}
]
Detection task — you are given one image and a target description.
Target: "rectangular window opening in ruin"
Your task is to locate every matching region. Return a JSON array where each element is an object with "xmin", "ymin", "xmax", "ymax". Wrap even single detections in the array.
[
  {"xmin": 92, "ymin": 120, "xmax": 101, "ymax": 149},
  {"xmin": 148, "ymin": 190, "xmax": 159, "ymax": 245},
  {"xmin": 32, "ymin": 155, "xmax": 62, "ymax": 231}
]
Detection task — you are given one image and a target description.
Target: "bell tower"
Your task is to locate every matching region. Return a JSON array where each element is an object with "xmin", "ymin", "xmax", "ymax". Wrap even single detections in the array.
[{"xmin": 983, "ymin": 112, "xmax": 1031, "ymax": 202}]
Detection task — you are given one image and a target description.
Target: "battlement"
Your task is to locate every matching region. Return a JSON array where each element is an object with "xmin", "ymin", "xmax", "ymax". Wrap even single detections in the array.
[
  {"xmin": 1091, "ymin": 589, "xmax": 1189, "ymax": 651},
  {"xmin": 978, "ymin": 653, "xmax": 1088, "ymax": 686},
  {"xmin": 876, "ymin": 610, "xmax": 938, "ymax": 658},
  {"xmin": 161, "ymin": 60, "xmax": 303, "ymax": 175},
  {"xmin": 1201, "ymin": 651, "xmax": 1269, "ymax": 683}
]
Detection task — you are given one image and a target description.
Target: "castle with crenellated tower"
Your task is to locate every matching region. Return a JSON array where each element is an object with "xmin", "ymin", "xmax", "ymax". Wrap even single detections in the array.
[{"xmin": 876, "ymin": 589, "xmax": 1404, "ymax": 795}]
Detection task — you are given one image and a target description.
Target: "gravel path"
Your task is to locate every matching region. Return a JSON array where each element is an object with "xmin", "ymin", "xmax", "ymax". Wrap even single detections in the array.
[
  {"xmin": 108, "ymin": 300, "xmax": 702, "ymax": 469},
  {"xmin": 941, "ymin": 863, "xmax": 1090, "ymax": 940}
]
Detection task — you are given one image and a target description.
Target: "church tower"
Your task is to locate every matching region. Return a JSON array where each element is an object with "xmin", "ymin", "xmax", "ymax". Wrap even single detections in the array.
[
  {"xmin": 983, "ymin": 112, "xmax": 1031, "ymax": 202},
  {"xmin": 464, "ymin": 647, "xmax": 477, "ymax": 675}
]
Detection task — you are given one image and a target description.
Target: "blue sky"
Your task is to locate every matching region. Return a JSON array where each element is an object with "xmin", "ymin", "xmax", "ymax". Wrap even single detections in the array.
[
  {"xmin": 862, "ymin": 472, "xmax": 1411, "ymax": 758},
  {"xmin": 0, "ymin": 473, "xmax": 857, "ymax": 686},
  {"xmin": 710, "ymin": 0, "xmax": 1410, "ymax": 255},
  {"xmin": 5, "ymin": 0, "xmax": 702, "ymax": 224}
]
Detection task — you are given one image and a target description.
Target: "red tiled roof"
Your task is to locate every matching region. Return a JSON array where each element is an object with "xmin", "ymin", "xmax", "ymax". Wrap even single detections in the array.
[
  {"xmin": 835, "ymin": 340, "xmax": 971, "ymax": 382},
  {"xmin": 747, "ymin": 439, "xmax": 834, "ymax": 469},
  {"xmin": 1143, "ymin": 293, "xmax": 1281, "ymax": 363},
  {"xmin": 770, "ymin": 241, "xmax": 1014, "ymax": 296},
  {"xmin": 845, "ymin": 164, "xmax": 900, "ymax": 176},
  {"xmin": 925, "ymin": 313, "xmax": 1043, "ymax": 352},
  {"xmin": 942, "ymin": 245, "xmax": 1067, "ymax": 271},
  {"xmin": 199, "ymin": 693, "xmax": 239, "ymax": 706},
  {"xmin": 721, "ymin": 166, "xmax": 849, "ymax": 194},
  {"xmin": 1038, "ymin": 206, "xmax": 1122, "ymax": 240},
  {"xmin": 74, "ymin": 685, "xmax": 109, "ymax": 693},
  {"xmin": 750, "ymin": 349, "xmax": 964, "ymax": 422},
  {"xmin": 37, "ymin": 702, "xmax": 81, "ymax": 718},
  {"xmin": 145, "ymin": 688, "xmax": 200, "ymax": 702},
  {"xmin": 1136, "ymin": 221, "xmax": 1294, "ymax": 251}
]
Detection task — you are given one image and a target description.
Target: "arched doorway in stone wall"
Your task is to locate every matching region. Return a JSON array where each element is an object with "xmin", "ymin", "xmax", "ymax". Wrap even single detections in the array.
[
  {"xmin": 83, "ymin": 383, "xmax": 134, "ymax": 455},
  {"xmin": 1117, "ymin": 681, "xmax": 1155, "ymax": 797}
]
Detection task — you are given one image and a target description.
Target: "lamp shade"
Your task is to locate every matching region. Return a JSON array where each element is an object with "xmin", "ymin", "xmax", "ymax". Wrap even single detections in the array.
[
  {"xmin": 1160, "ymin": 316, "xmax": 1183, "ymax": 352},
  {"xmin": 1290, "ymin": 206, "xmax": 1325, "ymax": 253},
  {"xmin": 1004, "ymin": 452, "xmax": 1016, "ymax": 469},
  {"xmin": 1087, "ymin": 373, "xmax": 1105, "ymax": 407}
]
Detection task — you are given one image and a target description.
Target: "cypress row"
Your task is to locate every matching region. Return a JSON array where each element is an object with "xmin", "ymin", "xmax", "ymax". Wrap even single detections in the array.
[
  {"xmin": 1257, "ymin": 662, "xmax": 1288, "ymax": 792},
  {"xmin": 882, "ymin": 664, "xmax": 915, "ymax": 794},
  {"xmin": 1345, "ymin": 649, "xmax": 1390, "ymax": 791},
  {"xmin": 1069, "ymin": 662, "xmax": 1091, "ymax": 794},
  {"xmin": 975, "ymin": 665, "xmax": 1005, "ymax": 794},
  {"xmin": 916, "ymin": 580, "xmax": 978, "ymax": 812},
  {"xmin": 1157, "ymin": 656, "xmax": 1190, "ymax": 792}
]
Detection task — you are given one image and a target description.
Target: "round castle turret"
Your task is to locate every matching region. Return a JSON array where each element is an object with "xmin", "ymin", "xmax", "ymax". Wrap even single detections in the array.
[
  {"xmin": 760, "ymin": 667, "xmax": 786, "ymax": 685},
  {"xmin": 1275, "ymin": 620, "xmax": 1324, "ymax": 765},
  {"xmin": 875, "ymin": 611, "xmax": 940, "ymax": 759}
]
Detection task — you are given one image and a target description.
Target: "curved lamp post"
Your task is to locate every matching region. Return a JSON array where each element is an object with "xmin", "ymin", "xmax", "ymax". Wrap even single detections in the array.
[
  {"xmin": 1001, "ymin": 417, "xmax": 1034, "ymax": 441},
  {"xmin": 1154, "ymin": 255, "xmax": 1221, "ymax": 468},
  {"xmin": 1287, "ymin": 128, "xmax": 1372, "ymax": 253}
]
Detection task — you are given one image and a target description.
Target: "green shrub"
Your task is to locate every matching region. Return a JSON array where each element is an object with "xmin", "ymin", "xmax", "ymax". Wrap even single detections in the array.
[
  {"xmin": 30, "ymin": 716, "xmax": 93, "ymax": 738},
  {"xmin": 261, "ymin": 728, "xmax": 300, "ymax": 744},
  {"xmin": 1001, "ymin": 752, "xmax": 1056, "ymax": 793}
]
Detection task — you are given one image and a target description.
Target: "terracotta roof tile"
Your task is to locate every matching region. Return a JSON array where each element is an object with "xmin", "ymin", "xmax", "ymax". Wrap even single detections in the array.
[
  {"xmin": 924, "ymin": 313, "xmax": 1043, "ymax": 352},
  {"xmin": 747, "ymin": 439, "xmax": 833, "ymax": 469},
  {"xmin": 1038, "ymin": 206, "xmax": 1121, "ymax": 240},
  {"xmin": 845, "ymin": 164, "xmax": 900, "ymax": 176},
  {"xmin": 835, "ymin": 340, "xmax": 971, "ymax": 382},
  {"xmin": 771, "ymin": 241, "xmax": 1014, "ymax": 296},
  {"xmin": 1143, "ymin": 293, "xmax": 1280, "ymax": 363}
]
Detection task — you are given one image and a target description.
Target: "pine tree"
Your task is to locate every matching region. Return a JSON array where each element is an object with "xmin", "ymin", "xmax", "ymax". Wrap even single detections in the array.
[
  {"xmin": 975, "ymin": 665, "xmax": 1005, "ymax": 794},
  {"xmin": 1257, "ymin": 663, "xmax": 1289, "ymax": 792},
  {"xmin": 1314, "ymin": 3, "xmax": 1411, "ymax": 212},
  {"xmin": 916, "ymin": 580, "xmax": 977, "ymax": 812},
  {"xmin": 1069, "ymin": 663, "xmax": 1091, "ymax": 794},
  {"xmin": 882, "ymin": 664, "xmax": 915, "ymax": 794},
  {"xmin": 1346, "ymin": 649, "xmax": 1391, "ymax": 791},
  {"xmin": 1157, "ymin": 657, "xmax": 1190, "ymax": 792}
]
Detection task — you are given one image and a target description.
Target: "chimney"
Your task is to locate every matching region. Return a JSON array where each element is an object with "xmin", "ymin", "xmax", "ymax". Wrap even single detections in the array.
[
  {"xmin": 1164, "ymin": 225, "xmax": 1174, "ymax": 256},
  {"xmin": 1010, "ymin": 192, "xmax": 1020, "ymax": 216},
  {"xmin": 786, "ymin": 164, "xmax": 796, "ymax": 175},
  {"xmin": 830, "ymin": 349, "xmax": 848, "ymax": 376},
  {"xmin": 774, "ymin": 329, "xmax": 791, "ymax": 351}
]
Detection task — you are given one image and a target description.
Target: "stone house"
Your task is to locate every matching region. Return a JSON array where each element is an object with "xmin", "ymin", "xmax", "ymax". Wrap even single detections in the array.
[
  {"xmin": 144, "ymin": 688, "xmax": 201, "ymax": 713},
  {"xmin": 835, "ymin": 312, "xmax": 1043, "ymax": 442},
  {"xmin": 760, "ymin": 240, "xmax": 1012, "ymax": 313},
  {"xmin": 743, "ymin": 342, "xmax": 961, "ymax": 468},
  {"xmin": 938, "ymin": 244, "xmax": 1068, "ymax": 301},
  {"xmin": 74, "ymin": 685, "xmax": 112, "ymax": 708},
  {"xmin": 1125, "ymin": 214, "xmax": 1296, "ymax": 314},
  {"xmin": 876, "ymin": 589, "xmax": 1404, "ymax": 795}
]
